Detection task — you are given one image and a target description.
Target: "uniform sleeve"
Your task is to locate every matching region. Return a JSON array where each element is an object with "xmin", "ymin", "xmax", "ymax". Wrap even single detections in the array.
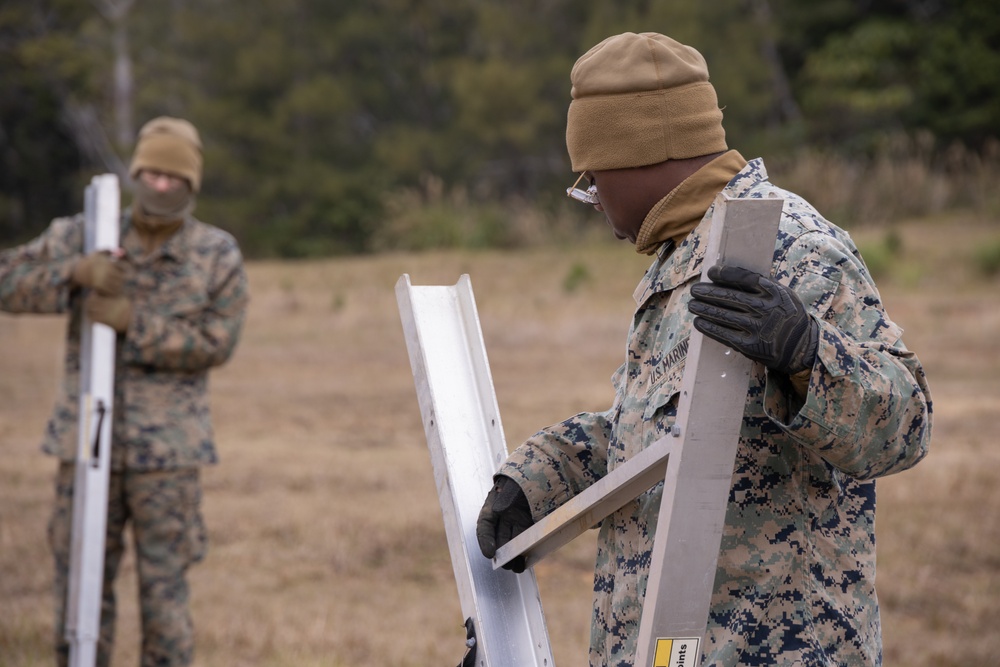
[
  {"xmin": 764, "ymin": 229, "xmax": 931, "ymax": 480},
  {"xmin": 120, "ymin": 238, "xmax": 249, "ymax": 372},
  {"xmin": 0, "ymin": 217, "xmax": 83, "ymax": 314},
  {"xmin": 498, "ymin": 407, "xmax": 614, "ymax": 520}
]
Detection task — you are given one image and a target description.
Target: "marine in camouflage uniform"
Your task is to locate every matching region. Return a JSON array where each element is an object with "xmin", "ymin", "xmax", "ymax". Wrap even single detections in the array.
[
  {"xmin": 476, "ymin": 34, "xmax": 931, "ymax": 667},
  {"xmin": 0, "ymin": 117, "xmax": 247, "ymax": 666}
]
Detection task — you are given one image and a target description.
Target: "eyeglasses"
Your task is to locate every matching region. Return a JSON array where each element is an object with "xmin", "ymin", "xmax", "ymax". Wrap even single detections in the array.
[
  {"xmin": 139, "ymin": 169, "xmax": 187, "ymax": 191},
  {"xmin": 566, "ymin": 173, "xmax": 599, "ymax": 205}
]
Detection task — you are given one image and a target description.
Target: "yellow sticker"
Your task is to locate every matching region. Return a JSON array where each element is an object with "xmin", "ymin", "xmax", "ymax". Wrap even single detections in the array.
[{"xmin": 652, "ymin": 637, "xmax": 700, "ymax": 667}]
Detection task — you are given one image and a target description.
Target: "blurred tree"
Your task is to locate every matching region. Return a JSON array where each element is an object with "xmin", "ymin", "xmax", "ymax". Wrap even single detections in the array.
[
  {"xmin": 0, "ymin": 0, "xmax": 117, "ymax": 244},
  {"xmin": 2, "ymin": 0, "xmax": 997, "ymax": 255},
  {"xmin": 445, "ymin": 0, "xmax": 582, "ymax": 199},
  {"xmin": 909, "ymin": 0, "xmax": 1000, "ymax": 147},
  {"xmin": 799, "ymin": 18, "xmax": 917, "ymax": 149},
  {"xmin": 784, "ymin": 0, "xmax": 1000, "ymax": 151},
  {"xmin": 92, "ymin": 0, "xmax": 136, "ymax": 146}
]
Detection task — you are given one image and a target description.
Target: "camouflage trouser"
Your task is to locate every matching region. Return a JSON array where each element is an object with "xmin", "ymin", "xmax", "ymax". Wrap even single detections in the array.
[{"xmin": 49, "ymin": 463, "xmax": 207, "ymax": 667}]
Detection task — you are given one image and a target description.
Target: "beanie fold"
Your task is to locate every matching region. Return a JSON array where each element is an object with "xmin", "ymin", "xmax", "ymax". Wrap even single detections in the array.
[
  {"xmin": 567, "ymin": 82, "xmax": 726, "ymax": 172},
  {"xmin": 129, "ymin": 117, "xmax": 203, "ymax": 192}
]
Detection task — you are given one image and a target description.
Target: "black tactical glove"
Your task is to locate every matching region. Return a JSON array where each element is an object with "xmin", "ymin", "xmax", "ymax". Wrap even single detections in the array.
[
  {"xmin": 688, "ymin": 264, "xmax": 819, "ymax": 376},
  {"xmin": 476, "ymin": 475, "xmax": 534, "ymax": 574}
]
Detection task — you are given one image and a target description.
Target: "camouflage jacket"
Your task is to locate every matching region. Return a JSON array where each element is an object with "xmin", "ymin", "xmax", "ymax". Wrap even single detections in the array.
[
  {"xmin": 498, "ymin": 159, "xmax": 932, "ymax": 667},
  {"xmin": 0, "ymin": 210, "xmax": 248, "ymax": 471}
]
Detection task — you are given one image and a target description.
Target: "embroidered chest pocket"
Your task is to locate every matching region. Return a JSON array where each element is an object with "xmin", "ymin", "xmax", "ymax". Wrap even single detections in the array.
[
  {"xmin": 132, "ymin": 265, "xmax": 211, "ymax": 317},
  {"xmin": 633, "ymin": 361, "xmax": 686, "ymax": 458}
]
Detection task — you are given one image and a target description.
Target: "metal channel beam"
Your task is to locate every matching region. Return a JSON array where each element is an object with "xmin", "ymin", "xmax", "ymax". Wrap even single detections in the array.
[
  {"xmin": 67, "ymin": 174, "xmax": 120, "ymax": 667},
  {"xmin": 395, "ymin": 274, "xmax": 555, "ymax": 667},
  {"xmin": 634, "ymin": 195, "xmax": 783, "ymax": 667},
  {"xmin": 494, "ymin": 429, "xmax": 679, "ymax": 571}
]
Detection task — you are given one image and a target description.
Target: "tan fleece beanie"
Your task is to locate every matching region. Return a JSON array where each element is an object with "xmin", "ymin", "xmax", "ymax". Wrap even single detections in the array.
[
  {"xmin": 129, "ymin": 117, "xmax": 203, "ymax": 192},
  {"xmin": 566, "ymin": 32, "xmax": 727, "ymax": 172}
]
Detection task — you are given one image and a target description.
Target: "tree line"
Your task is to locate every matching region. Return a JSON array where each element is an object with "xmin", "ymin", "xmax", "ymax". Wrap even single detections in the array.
[{"xmin": 2, "ymin": 0, "xmax": 998, "ymax": 257}]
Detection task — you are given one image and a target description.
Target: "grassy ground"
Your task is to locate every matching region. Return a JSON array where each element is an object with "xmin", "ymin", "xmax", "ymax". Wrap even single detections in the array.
[{"xmin": 1, "ymin": 216, "xmax": 998, "ymax": 666}]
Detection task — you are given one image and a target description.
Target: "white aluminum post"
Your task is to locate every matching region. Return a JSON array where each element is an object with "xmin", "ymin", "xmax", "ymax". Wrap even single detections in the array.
[
  {"xmin": 396, "ymin": 274, "xmax": 555, "ymax": 667},
  {"xmin": 66, "ymin": 174, "xmax": 120, "ymax": 667}
]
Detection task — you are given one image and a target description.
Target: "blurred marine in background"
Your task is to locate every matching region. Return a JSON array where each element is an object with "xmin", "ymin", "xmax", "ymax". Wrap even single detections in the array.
[
  {"xmin": 0, "ymin": 117, "xmax": 248, "ymax": 666},
  {"xmin": 476, "ymin": 32, "xmax": 932, "ymax": 667}
]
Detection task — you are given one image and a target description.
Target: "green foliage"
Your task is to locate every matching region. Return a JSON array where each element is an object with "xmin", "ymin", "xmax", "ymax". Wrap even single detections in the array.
[
  {"xmin": 373, "ymin": 177, "xmax": 525, "ymax": 252},
  {"xmin": 856, "ymin": 242, "xmax": 892, "ymax": 281},
  {"xmin": 973, "ymin": 239, "xmax": 1000, "ymax": 278},
  {"xmin": 884, "ymin": 228, "xmax": 904, "ymax": 256},
  {"xmin": 857, "ymin": 229, "xmax": 906, "ymax": 281},
  {"xmin": 562, "ymin": 261, "xmax": 592, "ymax": 293},
  {"xmin": 792, "ymin": 0, "xmax": 1000, "ymax": 153},
  {"xmin": 1, "ymin": 0, "xmax": 998, "ymax": 256},
  {"xmin": 331, "ymin": 291, "xmax": 346, "ymax": 312},
  {"xmin": 0, "ymin": 0, "xmax": 103, "ymax": 243},
  {"xmin": 800, "ymin": 20, "xmax": 916, "ymax": 148}
]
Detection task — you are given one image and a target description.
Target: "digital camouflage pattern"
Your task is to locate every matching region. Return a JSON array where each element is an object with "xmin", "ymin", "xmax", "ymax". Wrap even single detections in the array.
[
  {"xmin": 50, "ymin": 464, "xmax": 206, "ymax": 667},
  {"xmin": 0, "ymin": 209, "xmax": 248, "ymax": 470},
  {"xmin": 1, "ymin": 208, "xmax": 247, "ymax": 666},
  {"xmin": 498, "ymin": 159, "xmax": 932, "ymax": 667}
]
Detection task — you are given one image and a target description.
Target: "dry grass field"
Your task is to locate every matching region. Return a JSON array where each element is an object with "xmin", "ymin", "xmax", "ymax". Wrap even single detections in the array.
[{"xmin": 2, "ymin": 216, "xmax": 998, "ymax": 666}]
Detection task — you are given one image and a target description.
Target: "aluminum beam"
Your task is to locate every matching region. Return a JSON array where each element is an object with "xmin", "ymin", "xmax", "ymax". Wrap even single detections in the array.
[
  {"xmin": 634, "ymin": 195, "xmax": 784, "ymax": 667},
  {"xmin": 396, "ymin": 274, "xmax": 555, "ymax": 667},
  {"xmin": 67, "ymin": 174, "xmax": 120, "ymax": 667}
]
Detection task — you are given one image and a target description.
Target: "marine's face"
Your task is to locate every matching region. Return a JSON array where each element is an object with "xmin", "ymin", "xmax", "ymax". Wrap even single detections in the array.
[
  {"xmin": 138, "ymin": 169, "xmax": 189, "ymax": 194},
  {"xmin": 587, "ymin": 166, "xmax": 666, "ymax": 244}
]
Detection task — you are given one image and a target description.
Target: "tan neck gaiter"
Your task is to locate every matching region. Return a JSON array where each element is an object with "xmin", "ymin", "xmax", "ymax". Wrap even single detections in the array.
[
  {"xmin": 131, "ymin": 179, "xmax": 193, "ymax": 255},
  {"xmin": 132, "ymin": 207, "xmax": 184, "ymax": 256},
  {"xmin": 634, "ymin": 150, "xmax": 748, "ymax": 255},
  {"xmin": 132, "ymin": 178, "xmax": 194, "ymax": 255},
  {"xmin": 134, "ymin": 178, "xmax": 193, "ymax": 218}
]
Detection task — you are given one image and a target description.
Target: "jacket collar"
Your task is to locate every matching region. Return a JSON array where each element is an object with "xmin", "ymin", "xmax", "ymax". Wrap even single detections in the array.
[
  {"xmin": 632, "ymin": 157, "xmax": 768, "ymax": 306},
  {"xmin": 121, "ymin": 207, "xmax": 193, "ymax": 263}
]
